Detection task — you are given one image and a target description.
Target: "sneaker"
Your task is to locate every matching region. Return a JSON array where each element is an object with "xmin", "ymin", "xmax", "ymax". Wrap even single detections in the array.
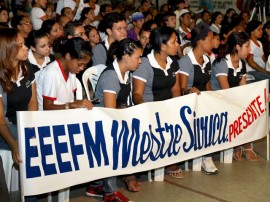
[
  {"xmin": 201, "ymin": 157, "xmax": 218, "ymax": 175},
  {"xmin": 86, "ymin": 185, "xmax": 104, "ymax": 197},
  {"xmin": 103, "ymin": 191, "xmax": 130, "ymax": 202}
]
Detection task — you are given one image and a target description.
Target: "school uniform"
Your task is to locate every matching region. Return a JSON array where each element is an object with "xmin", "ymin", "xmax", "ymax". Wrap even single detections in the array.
[
  {"xmin": 95, "ymin": 59, "xmax": 131, "ymax": 108},
  {"xmin": 132, "ymin": 50, "xmax": 179, "ymax": 102},
  {"xmin": 36, "ymin": 60, "xmax": 77, "ymax": 111},
  {"xmin": 210, "ymin": 54, "xmax": 247, "ymax": 91},
  {"xmin": 0, "ymin": 64, "xmax": 35, "ymax": 149},
  {"xmin": 178, "ymin": 50, "xmax": 211, "ymax": 91}
]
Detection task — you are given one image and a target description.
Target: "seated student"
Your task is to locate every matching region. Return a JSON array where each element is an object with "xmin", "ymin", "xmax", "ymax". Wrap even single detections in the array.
[
  {"xmin": 57, "ymin": 14, "xmax": 71, "ymax": 30},
  {"xmin": 177, "ymin": 9, "xmax": 192, "ymax": 57},
  {"xmin": 64, "ymin": 21, "xmax": 88, "ymax": 41},
  {"xmin": 133, "ymin": 26, "xmax": 182, "ymax": 178},
  {"xmin": 83, "ymin": 0, "xmax": 100, "ymax": 17},
  {"xmin": 162, "ymin": 11, "xmax": 176, "ymax": 28},
  {"xmin": 174, "ymin": 0, "xmax": 187, "ymax": 29},
  {"xmin": 36, "ymin": 37, "xmax": 93, "ymax": 111},
  {"xmin": 178, "ymin": 22, "xmax": 218, "ymax": 175},
  {"xmin": 31, "ymin": 0, "xmax": 48, "ymax": 30},
  {"xmin": 196, "ymin": 10, "xmax": 211, "ymax": 25},
  {"xmin": 91, "ymin": 39, "xmax": 143, "ymax": 199},
  {"xmin": 127, "ymin": 12, "xmax": 145, "ymax": 41},
  {"xmin": 0, "ymin": 28, "xmax": 37, "ymax": 200},
  {"xmin": 210, "ymin": 32, "xmax": 260, "ymax": 161},
  {"xmin": 210, "ymin": 11, "xmax": 223, "ymax": 34},
  {"xmin": 246, "ymin": 20, "xmax": 270, "ymax": 88},
  {"xmin": 85, "ymin": 25, "xmax": 100, "ymax": 48},
  {"xmin": 92, "ymin": 12, "xmax": 127, "ymax": 66},
  {"xmin": 11, "ymin": 15, "xmax": 33, "ymax": 40},
  {"xmin": 36, "ymin": 37, "xmax": 93, "ymax": 200},
  {"xmin": 26, "ymin": 30, "xmax": 55, "ymax": 79},
  {"xmin": 80, "ymin": 7, "xmax": 95, "ymax": 26},
  {"xmin": 60, "ymin": 7, "xmax": 74, "ymax": 21},
  {"xmin": 56, "ymin": 0, "xmax": 84, "ymax": 21},
  {"xmin": 41, "ymin": 19, "xmax": 63, "ymax": 48},
  {"xmin": 0, "ymin": 7, "xmax": 9, "ymax": 27}
]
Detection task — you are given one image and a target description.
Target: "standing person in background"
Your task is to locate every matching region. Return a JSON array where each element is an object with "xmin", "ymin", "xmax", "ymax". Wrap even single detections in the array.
[
  {"xmin": 210, "ymin": 32, "xmax": 260, "ymax": 161},
  {"xmin": 0, "ymin": 28, "xmax": 38, "ymax": 201},
  {"xmin": 246, "ymin": 20, "xmax": 270, "ymax": 87},
  {"xmin": 133, "ymin": 26, "xmax": 182, "ymax": 179},
  {"xmin": 178, "ymin": 22, "xmax": 218, "ymax": 175},
  {"xmin": 30, "ymin": 0, "xmax": 48, "ymax": 30},
  {"xmin": 210, "ymin": 11, "xmax": 223, "ymax": 34}
]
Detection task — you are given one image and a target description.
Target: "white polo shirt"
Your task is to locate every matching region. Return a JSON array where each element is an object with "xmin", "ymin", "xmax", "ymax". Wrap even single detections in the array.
[{"xmin": 37, "ymin": 60, "xmax": 77, "ymax": 110}]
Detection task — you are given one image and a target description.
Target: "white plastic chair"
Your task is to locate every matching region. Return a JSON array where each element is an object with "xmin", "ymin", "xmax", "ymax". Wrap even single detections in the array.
[
  {"xmin": 82, "ymin": 64, "xmax": 106, "ymax": 100},
  {"xmin": 0, "ymin": 149, "xmax": 19, "ymax": 192},
  {"xmin": 75, "ymin": 78, "xmax": 83, "ymax": 100}
]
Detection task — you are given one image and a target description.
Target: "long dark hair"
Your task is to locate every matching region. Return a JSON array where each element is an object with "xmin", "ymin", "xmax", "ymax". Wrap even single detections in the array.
[
  {"xmin": 215, "ymin": 32, "xmax": 249, "ymax": 63},
  {"xmin": 0, "ymin": 28, "xmax": 28, "ymax": 93}
]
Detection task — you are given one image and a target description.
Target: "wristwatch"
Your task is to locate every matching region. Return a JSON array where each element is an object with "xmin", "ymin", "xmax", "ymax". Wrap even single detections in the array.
[{"xmin": 65, "ymin": 103, "xmax": 70, "ymax": 109}]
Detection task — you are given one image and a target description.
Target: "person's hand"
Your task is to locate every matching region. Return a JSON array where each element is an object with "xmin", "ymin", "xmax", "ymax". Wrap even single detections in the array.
[
  {"xmin": 10, "ymin": 141, "xmax": 22, "ymax": 165},
  {"xmin": 72, "ymin": 99, "xmax": 94, "ymax": 110},
  {"xmin": 190, "ymin": 87, "xmax": 200, "ymax": 95}
]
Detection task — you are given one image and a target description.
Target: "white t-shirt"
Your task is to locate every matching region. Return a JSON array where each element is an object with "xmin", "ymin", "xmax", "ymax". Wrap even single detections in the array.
[
  {"xmin": 37, "ymin": 60, "xmax": 77, "ymax": 110},
  {"xmin": 30, "ymin": 7, "xmax": 46, "ymax": 30},
  {"xmin": 246, "ymin": 39, "xmax": 266, "ymax": 72},
  {"xmin": 56, "ymin": 0, "xmax": 84, "ymax": 20}
]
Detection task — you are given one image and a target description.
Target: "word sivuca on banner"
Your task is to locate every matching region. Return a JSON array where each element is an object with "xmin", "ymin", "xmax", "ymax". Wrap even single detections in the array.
[{"xmin": 17, "ymin": 80, "xmax": 268, "ymax": 196}]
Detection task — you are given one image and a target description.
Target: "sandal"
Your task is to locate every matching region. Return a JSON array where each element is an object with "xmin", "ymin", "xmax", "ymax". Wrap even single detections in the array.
[
  {"xmin": 242, "ymin": 148, "xmax": 260, "ymax": 161},
  {"xmin": 233, "ymin": 147, "xmax": 243, "ymax": 161},
  {"xmin": 167, "ymin": 169, "xmax": 184, "ymax": 179},
  {"xmin": 122, "ymin": 175, "xmax": 141, "ymax": 192}
]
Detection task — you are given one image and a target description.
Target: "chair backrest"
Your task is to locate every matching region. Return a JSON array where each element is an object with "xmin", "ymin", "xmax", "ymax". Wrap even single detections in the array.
[
  {"xmin": 82, "ymin": 64, "xmax": 106, "ymax": 100},
  {"xmin": 75, "ymin": 78, "xmax": 83, "ymax": 100}
]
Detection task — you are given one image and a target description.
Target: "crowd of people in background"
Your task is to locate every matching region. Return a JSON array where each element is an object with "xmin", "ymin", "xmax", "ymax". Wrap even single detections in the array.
[{"xmin": 0, "ymin": 0, "xmax": 270, "ymax": 201}]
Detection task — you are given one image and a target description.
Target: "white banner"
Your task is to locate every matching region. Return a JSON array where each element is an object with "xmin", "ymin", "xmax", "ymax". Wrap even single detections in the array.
[{"xmin": 17, "ymin": 80, "xmax": 268, "ymax": 196}]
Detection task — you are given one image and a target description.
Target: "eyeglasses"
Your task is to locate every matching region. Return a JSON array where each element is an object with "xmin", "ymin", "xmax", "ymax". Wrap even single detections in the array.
[
  {"xmin": 74, "ymin": 32, "xmax": 86, "ymax": 37},
  {"xmin": 20, "ymin": 22, "xmax": 32, "ymax": 26}
]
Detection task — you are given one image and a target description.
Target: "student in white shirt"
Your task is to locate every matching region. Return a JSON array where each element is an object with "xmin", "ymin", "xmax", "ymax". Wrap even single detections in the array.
[{"xmin": 30, "ymin": 0, "xmax": 48, "ymax": 30}]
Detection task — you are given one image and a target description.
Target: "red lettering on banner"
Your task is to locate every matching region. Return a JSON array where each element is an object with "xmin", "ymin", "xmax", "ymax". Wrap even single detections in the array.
[{"xmin": 229, "ymin": 95, "xmax": 265, "ymax": 142}]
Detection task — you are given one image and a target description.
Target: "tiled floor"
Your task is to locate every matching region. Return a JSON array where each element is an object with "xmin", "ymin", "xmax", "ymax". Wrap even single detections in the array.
[{"xmin": 11, "ymin": 137, "xmax": 269, "ymax": 202}]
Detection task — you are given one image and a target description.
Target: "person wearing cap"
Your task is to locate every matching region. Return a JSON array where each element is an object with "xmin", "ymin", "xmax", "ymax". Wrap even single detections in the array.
[
  {"xmin": 177, "ymin": 9, "xmax": 192, "ymax": 56},
  {"xmin": 174, "ymin": 0, "xmax": 186, "ymax": 30},
  {"xmin": 246, "ymin": 20, "xmax": 270, "ymax": 87},
  {"xmin": 178, "ymin": 22, "xmax": 219, "ymax": 175},
  {"xmin": 127, "ymin": 12, "xmax": 145, "ymax": 41}
]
